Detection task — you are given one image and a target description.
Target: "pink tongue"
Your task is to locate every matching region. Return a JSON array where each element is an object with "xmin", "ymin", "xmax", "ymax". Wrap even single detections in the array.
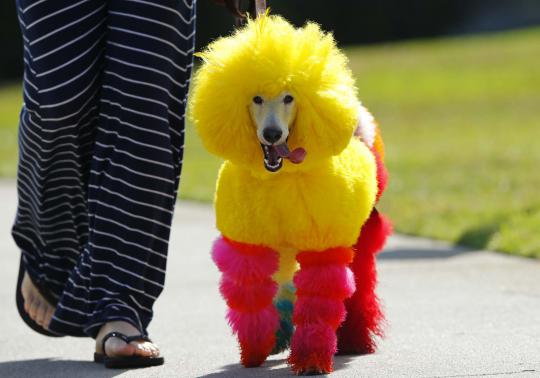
[
  {"xmin": 274, "ymin": 143, "xmax": 306, "ymax": 164},
  {"xmin": 289, "ymin": 147, "xmax": 307, "ymax": 163}
]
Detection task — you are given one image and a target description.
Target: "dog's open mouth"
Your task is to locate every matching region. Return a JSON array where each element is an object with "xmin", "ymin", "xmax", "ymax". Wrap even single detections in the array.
[
  {"xmin": 260, "ymin": 142, "xmax": 307, "ymax": 172},
  {"xmin": 261, "ymin": 143, "xmax": 283, "ymax": 172}
]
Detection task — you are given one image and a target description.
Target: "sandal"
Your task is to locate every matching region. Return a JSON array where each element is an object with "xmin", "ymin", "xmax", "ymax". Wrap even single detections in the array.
[
  {"xmin": 94, "ymin": 331, "xmax": 165, "ymax": 369},
  {"xmin": 16, "ymin": 255, "xmax": 62, "ymax": 337}
]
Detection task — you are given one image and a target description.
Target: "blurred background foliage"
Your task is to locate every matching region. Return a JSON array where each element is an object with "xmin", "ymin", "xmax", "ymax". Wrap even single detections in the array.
[
  {"xmin": 3, "ymin": 0, "xmax": 540, "ymax": 81},
  {"xmin": 1, "ymin": 1, "xmax": 539, "ymax": 257}
]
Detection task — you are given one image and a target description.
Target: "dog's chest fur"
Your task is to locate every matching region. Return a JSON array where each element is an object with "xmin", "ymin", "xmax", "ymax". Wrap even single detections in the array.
[{"xmin": 214, "ymin": 139, "xmax": 378, "ymax": 251}]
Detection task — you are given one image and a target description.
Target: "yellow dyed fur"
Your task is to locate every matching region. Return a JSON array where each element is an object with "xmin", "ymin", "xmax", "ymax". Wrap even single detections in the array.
[{"xmin": 189, "ymin": 15, "xmax": 377, "ymax": 276}]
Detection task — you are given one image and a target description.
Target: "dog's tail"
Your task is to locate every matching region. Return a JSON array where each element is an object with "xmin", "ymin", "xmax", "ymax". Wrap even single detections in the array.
[
  {"xmin": 354, "ymin": 105, "xmax": 388, "ymax": 201},
  {"xmin": 354, "ymin": 105, "xmax": 385, "ymax": 160}
]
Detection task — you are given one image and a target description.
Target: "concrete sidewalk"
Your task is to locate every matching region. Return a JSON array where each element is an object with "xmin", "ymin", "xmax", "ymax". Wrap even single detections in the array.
[{"xmin": 0, "ymin": 181, "xmax": 539, "ymax": 377}]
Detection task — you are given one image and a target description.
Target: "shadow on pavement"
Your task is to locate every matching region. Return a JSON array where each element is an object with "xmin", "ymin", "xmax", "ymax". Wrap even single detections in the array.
[
  {"xmin": 378, "ymin": 245, "xmax": 476, "ymax": 260},
  {"xmin": 0, "ymin": 358, "xmax": 126, "ymax": 378},
  {"xmin": 199, "ymin": 355, "xmax": 356, "ymax": 377},
  {"xmin": 456, "ymin": 222, "xmax": 502, "ymax": 250}
]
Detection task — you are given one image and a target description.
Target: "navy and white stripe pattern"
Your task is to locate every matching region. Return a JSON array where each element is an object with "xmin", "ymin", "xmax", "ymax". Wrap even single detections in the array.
[{"xmin": 12, "ymin": 0, "xmax": 196, "ymax": 337}]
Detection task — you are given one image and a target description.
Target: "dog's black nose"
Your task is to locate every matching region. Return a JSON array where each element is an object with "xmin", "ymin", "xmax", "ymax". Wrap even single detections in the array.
[{"xmin": 263, "ymin": 127, "xmax": 282, "ymax": 144}]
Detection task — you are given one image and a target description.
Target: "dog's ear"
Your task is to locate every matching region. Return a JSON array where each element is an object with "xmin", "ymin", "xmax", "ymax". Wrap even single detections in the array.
[
  {"xmin": 189, "ymin": 61, "xmax": 262, "ymax": 165},
  {"xmin": 286, "ymin": 23, "xmax": 360, "ymax": 159},
  {"xmin": 291, "ymin": 89, "xmax": 359, "ymax": 160}
]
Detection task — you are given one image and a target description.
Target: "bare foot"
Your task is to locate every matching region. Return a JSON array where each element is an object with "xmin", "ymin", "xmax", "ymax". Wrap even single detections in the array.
[
  {"xmin": 95, "ymin": 321, "xmax": 160, "ymax": 358},
  {"xmin": 20, "ymin": 271, "xmax": 55, "ymax": 329}
]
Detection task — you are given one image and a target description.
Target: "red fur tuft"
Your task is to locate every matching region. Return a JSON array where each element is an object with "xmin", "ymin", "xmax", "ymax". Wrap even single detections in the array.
[
  {"xmin": 356, "ymin": 208, "xmax": 392, "ymax": 256},
  {"xmin": 297, "ymin": 246, "xmax": 354, "ymax": 266},
  {"xmin": 337, "ymin": 209, "xmax": 391, "ymax": 355},
  {"xmin": 240, "ymin": 334, "xmax": 277, "ymax": 367},
  {"xmin": 288, "ymin": 324, "xmax": 336, "ymax": 374},
  {"xmin": 372, "ymin": 148, "xmax": 388, "ymax": 203}
]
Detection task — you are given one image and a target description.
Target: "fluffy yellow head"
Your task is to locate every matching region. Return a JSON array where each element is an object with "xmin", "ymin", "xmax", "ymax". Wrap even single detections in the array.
[{"xmin": 189, "ymin": 14, "xmax": 360, "ymax": 173}]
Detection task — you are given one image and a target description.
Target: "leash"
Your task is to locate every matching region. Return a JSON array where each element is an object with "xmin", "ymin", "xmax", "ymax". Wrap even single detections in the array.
[
  {"xmin": 254, "ymin": 0, "xmax": 266, "ymax": 16},
  {"xmin": 231, "ymin": 0, "xmax": 267, "ymax": 26}
]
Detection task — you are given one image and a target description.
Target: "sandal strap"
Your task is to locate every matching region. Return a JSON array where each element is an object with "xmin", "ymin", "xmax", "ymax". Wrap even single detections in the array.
[
  {"xmin": 125, "ymin": 334, "xmax": 151, "ymax": 343},
  {"xmin": 101, "ymin": 332, "xmax": 151, "ymax": 357}
]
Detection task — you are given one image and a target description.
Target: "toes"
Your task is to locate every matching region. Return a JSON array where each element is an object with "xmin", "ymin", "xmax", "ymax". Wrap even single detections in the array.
[
  {"xmin": 28, "ymin": 298, "xmax": 41, "ymax": 320},
  {"xmin": 44, "ymin": 306, "xmax": 55, "ymax": 328},
  {"xmin": 38, "ymin": 303, "xmax": 55, "ymax": 329},
  {"xmin": 96, "ymin": 322, "xmax": 160, "ymax": 359},
  {"xmin": 34, "ymin": 302, "xmax": 48, "ymax": 326},
  {"xmin": 21, "ymin": 286, "xmax": 30, "ymax": 303},
  {"xmin": 135, "ymin": 342, "xmax": 152, "ymax": 356},
  {"xmin": 23, "ymin": 293, "xmax": 34, "ymax": 314},
  {"xmin": 20, "ymin": 273, "xmax": 56, "ymax": 328},
  {"xmin": 22, "ymin": 292, "xmax": 55, "ymax": 329},
  {"xmin": 21, "ymin": 273, "xmax": 32, "ymax": 301},
  {"xmin": 148, "ymin": 343, "xmax": 160, "ymax": 357},
  {"xmin": 133, "ymin": 342, "xmax": 155, "ymax": 357},
  {"xmin": 104, "ymin": 339, "xmax": 158, "ymax": 358}
]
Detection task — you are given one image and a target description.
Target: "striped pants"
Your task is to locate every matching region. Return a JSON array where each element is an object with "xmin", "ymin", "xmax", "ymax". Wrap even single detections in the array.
[{"xmin": 12, "ymin": 0, "xmax": 196, "ymax": 337}]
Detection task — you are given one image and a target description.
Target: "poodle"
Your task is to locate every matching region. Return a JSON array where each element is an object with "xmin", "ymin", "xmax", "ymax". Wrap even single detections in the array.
[{"xmin": 189, "ymin": 14, "xmax": 391, "ymax": 375}]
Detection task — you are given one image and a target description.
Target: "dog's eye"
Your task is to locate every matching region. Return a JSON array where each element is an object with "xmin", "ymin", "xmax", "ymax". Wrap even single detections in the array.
[
  {"xmin": 283, "ymin": 95, "xmax": 294, "ymax": 104},
  {"xmin": 253, "ymin": 96, "xmax": 263, "ymax": 105}
]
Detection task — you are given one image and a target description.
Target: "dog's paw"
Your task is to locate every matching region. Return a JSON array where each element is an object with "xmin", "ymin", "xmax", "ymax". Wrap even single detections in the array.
[
  {"xmin": 288, "ymin": 356, "xmax": 332, "ymax": 375},
  {"xmin": 293, "ymin": 366, "xmax": 330, "ymax": 376},
  {"xmin": 240, "ymin": 349, "xmax": 270, "ymax": 368},
  {"xmin": 239, "ymin": 338, "xmax": 274, "ymax": 367}
]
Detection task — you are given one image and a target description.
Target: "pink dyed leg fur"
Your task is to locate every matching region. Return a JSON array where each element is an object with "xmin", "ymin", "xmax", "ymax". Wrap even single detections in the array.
[
  {"xmin": 288, "ymin": 247, "xmax": 356, "ymax": 374},
  {"xmin": 212, "ymin": 236, "xmax": 280, "ymax": 367}
]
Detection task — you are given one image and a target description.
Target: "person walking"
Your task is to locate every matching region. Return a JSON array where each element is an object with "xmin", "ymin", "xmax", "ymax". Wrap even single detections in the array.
[{"xmin": 11, "ymin": 0, "xmax": 199, "ymax": 368}]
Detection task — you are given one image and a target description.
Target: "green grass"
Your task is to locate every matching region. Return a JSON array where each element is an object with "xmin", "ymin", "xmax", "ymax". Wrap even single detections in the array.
[
  {"xmin": 0, "ymin": 84, "xmax": 22, "ymax": 177},
  {"xmin": 348, "ymin": 27, "xmax": 540, "ymax": 258},
  {"xmin": 1, "ymin": 27, "xmax": 540, "ymax": 258}
]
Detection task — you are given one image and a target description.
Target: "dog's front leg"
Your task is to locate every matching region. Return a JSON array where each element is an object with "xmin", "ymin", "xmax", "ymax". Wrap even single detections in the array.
[
  {"xmin": 288, "ymin": 247, "xmax": 356, "ymax": 374},
  {"xmin": 212, "ymin": 236, "xmax": 280, "ymax": 367}
]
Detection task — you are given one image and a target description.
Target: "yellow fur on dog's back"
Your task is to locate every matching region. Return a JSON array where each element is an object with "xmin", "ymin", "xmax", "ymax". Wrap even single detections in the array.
[{"xmin": 215, "ymin": 138, "xmax": 376, "ymax": 251}]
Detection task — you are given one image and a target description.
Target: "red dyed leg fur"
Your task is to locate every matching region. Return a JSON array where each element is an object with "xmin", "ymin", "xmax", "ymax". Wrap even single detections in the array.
[
  {"xmin": 337, "ymin": 208, "xmax": 391, "ymax": 355},
  {"xmin": 212, "ymin": 236, "xmax": 280, "ymax": 367},
  {"xmin": 288, "ymin": 248, "xmax": 356, "ymax": 374}
]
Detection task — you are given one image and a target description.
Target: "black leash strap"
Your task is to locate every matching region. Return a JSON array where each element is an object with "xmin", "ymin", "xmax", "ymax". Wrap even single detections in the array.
[{"xmin": 231, "ymin": 0, "xmax": 267, "ymax": 26}]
